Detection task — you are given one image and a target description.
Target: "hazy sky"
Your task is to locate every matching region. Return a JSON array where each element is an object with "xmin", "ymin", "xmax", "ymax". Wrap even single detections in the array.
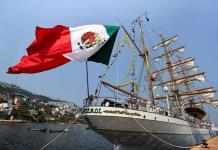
[{"xmin": 1, "ymin": 0, "xmax": 218, "ymax": 124}]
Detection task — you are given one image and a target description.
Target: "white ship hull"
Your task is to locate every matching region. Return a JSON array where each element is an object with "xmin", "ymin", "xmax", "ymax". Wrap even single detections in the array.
[{"xmin": 82, "ymin": 106, "xmax": 213, "ymax": 150}]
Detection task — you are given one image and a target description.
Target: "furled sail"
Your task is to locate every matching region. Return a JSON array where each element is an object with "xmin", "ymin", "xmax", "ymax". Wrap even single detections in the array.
[
  {"xmin": 185, "ymin": 99, "xmax": 213, "ymax": 106},
  {"xmin": 194, "ymin": 74, "xmax": 205, "ymax": 82},
  {"xmin": 180, "ymin": 87, "xmax": 216, "ymax": 99},
  {"xmin": 175, "ymin": 66, "xmax": 198, "ymax": 75},
  {"xmin": 153, "ymin": 72, "xmax": 205, "ymax": 87},
  {"xmin": 212, "ymin": 101, "xmax": 218, "ymax": 107},
  {"xmin": 153, "ymin": 35, "xmax": 178, "ymax": 51},
  {"xmin": 154, "ymin": 87, "xmax": 216, "ymax": 101},
  {"xmin": 172, "ymin": 58, "xmax": 195, "ymax": 70},
  {"xmin": 203, "ymin": 92, "xmax": 215, "ymax": 99},
  {"xmin": 153, "ymin": 46, "xmax": 185, "ymax": 62},
  {"xmin": 151, "ymin": 57, "xmax": 195, "ymax": 75}
]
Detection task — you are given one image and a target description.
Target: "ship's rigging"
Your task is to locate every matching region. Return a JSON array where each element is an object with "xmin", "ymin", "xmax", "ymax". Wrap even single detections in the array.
[
  {"xmin": 81, "ymin": 12, "xmax": 218, "ymax": 150},
  {"xmin": 94, "ymin": 12, "xmax": 218, "ymax": 119}
]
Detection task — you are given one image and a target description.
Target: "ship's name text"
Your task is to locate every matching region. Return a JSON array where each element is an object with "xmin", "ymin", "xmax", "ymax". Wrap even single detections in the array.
[{"xmin": 82, "ymin": 108, "xmax": 102, "ymax": 114}]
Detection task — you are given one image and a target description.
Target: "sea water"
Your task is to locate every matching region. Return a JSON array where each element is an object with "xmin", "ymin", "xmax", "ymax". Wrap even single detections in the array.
[{"xmin": 0, "ymin": 123, "xmax": 113, "ymax": 150}]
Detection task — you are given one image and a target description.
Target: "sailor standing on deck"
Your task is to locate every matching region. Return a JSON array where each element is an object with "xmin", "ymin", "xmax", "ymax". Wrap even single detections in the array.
[{"xmin": 88, "ymin": 95, "xmax": 94, "ymax": 106}]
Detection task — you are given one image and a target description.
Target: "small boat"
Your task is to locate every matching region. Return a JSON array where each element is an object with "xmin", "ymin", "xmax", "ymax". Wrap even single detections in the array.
[
  {"xmin": 49, "ymin": 128, "xmax": 69, "ymax": 133},
  {"xmin": 28, "ymin": 128, "xmax": 47, "ymax": 132}
]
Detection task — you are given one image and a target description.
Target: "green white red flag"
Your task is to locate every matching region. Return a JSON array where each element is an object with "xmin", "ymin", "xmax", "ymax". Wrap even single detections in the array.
[{"xmin": 7, "ymin": 24, "xmax": 119, "ymax": 74}]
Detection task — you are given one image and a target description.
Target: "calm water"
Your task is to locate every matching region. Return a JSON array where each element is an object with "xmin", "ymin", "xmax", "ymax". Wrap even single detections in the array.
[
  {"xmin": 1, "ymin": 123, "xmax": 216, "ymax": 150},
  {"xmin": 0, "ymin": 123, "xmax": 113, "ymax": 150}
]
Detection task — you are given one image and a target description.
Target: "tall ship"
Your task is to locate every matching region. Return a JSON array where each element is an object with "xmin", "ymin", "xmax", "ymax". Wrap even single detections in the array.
[{"xmin": 81, "ymin": 13, "xmax": 218, "ymax": 150}]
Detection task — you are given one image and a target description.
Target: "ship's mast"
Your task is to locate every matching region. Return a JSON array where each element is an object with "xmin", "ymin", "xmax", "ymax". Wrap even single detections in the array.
[
  {"xmin": 160, "ymin": 35, "xmax": 181, "ymax": 113},
  {"xmin": 117, "ymin": 17, "xmax": 217, "ymax": 116},
  {"xmin": 137, "ymin": 18, "xmax": 155, "ymax": 105},
  {"xmin": 118, "ymin": 18, "xmax": 155, "ymax": 105},
  {"xmin": 151, "ymin": 35, "xmax": 217, "ymax": 117},
  {"xmin": 177, "ymin": 56, "xmax": 194, "ymax": 107}
]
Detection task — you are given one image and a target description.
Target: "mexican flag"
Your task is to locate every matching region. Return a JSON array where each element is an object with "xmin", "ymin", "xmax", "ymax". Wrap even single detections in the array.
[{"xmin": 7, "ymin": 24, "xmax": 119, "ymax": 74}]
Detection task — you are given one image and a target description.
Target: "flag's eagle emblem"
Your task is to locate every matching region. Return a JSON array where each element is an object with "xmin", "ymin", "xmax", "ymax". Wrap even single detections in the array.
[{"xmin": 78, "ymin": 31, "xmax": 105, "ymax": 50}]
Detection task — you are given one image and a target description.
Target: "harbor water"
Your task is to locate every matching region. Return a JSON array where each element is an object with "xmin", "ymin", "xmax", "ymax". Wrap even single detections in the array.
[
  {"xmin": 0, "ymin": 123, "xmax": 113, "ymax": 150},
  {"xmin": 1, "ymin": 123, "xmax": 216, "ymax": 150}
]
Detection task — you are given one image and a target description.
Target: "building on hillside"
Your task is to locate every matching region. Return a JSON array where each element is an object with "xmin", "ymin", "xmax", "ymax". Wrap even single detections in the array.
[{"xmin": 29, "ymin": 109, "xmax": 38, "ymax": 115}]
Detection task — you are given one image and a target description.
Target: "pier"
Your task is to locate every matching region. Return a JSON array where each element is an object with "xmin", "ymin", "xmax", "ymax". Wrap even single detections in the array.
[
  {"xmin": 0, "ymin": 119, "xmax": 27, "ymax": 125},
  {"xmin": 191, "ymin": 137, "xmax": 218, "ymax": 150}
]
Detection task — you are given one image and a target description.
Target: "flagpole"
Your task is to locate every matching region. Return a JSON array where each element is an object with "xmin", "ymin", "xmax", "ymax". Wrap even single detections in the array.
[
  {"xmin": 85, "ymin": 61, "xmax": 90, "ymax": 98},
  {"xmin": 116, "ymin": 57, "xmax": 119, "ymax": 102}
]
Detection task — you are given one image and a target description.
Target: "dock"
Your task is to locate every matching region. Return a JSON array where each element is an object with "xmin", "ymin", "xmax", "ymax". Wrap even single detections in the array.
[
  {"xmin": 191, "ymin": 137, "xmax": 218, "ymax": 150},
  {"xmin": 0, "ymin": 119, "xmax": 27, "ymax": 125}
]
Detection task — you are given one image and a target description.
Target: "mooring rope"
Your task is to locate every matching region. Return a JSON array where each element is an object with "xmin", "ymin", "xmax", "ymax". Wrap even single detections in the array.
[
  {"xmin": 122, "ymin": 106, "xmax": 193, "ymax": 149},
  {"xmin": 132, "ymin": 118, "xmax": 192, "ymax": 149},
  {"xmin": 39, "ymin": 118, "xmax": 77, "ymax": 150},
  {"xmin": 187, "ymin": 121, "xmax": 197, "ymax": 144}
]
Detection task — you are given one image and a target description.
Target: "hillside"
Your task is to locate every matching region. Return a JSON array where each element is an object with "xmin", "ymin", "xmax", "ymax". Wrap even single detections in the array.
[{"xmin": 0, "ymin": 81, "xmax": 78, "ymax": 106}]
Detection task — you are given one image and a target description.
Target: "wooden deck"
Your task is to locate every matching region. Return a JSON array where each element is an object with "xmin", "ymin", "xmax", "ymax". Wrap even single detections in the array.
[{"xmin": 191, "ymin": 137, "xmax": 218, "ymax": 150}]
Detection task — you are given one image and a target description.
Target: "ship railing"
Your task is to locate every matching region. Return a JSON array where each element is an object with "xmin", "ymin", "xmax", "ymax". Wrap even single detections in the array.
[
  {"xmin": 181, "ymin": 113, "xmax": 212, "ymax": 129},
  {"xmin": 144, "ymin": 105, "xmax": 175, "ymax": 117},
  {"xmin": 82, "ymin": 96, "xmax": 121, "ymax": 107},
  {"xmin": 83, "ymin": 98, "xmax": 214, "ymax": 128},
  {"xmin": 82, "ymin": 97, "xmax": 180, "ymax": 118}
]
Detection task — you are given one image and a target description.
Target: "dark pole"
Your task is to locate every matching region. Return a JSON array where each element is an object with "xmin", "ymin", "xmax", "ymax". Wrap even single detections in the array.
[{"xmin": 85, "ymin": 61, "xmax": 90, "ymax": 98}]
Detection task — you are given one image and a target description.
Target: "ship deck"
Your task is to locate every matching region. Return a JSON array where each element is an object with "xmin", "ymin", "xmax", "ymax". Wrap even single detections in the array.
[{"xmin": 191, "ymin": 136, "xmax": 218, "ymax": 150}]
